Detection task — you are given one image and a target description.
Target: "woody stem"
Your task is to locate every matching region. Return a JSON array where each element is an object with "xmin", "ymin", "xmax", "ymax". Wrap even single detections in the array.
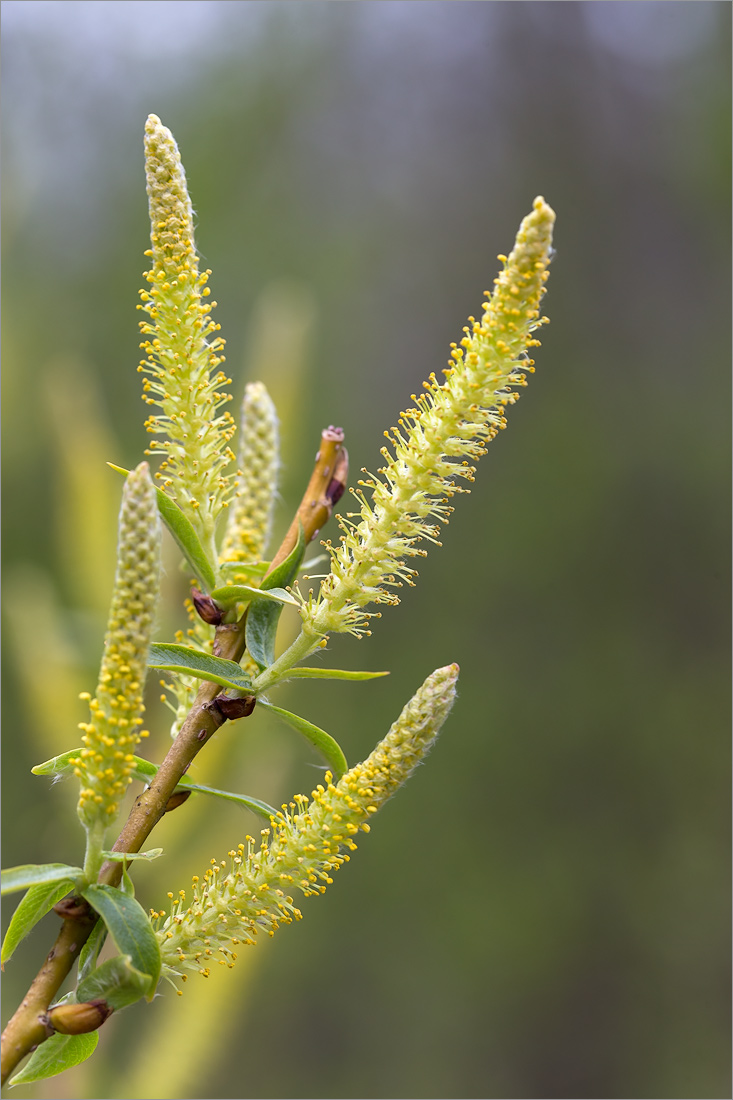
[{"xmin": 0, "ymin": 425, "xmax": 346, "ymax": 1085}]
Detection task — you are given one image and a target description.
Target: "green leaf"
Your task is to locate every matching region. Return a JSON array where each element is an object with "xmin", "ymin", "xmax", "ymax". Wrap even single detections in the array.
[
  {"xmin": 108, "ymin": 463, "xmax": 216, "ymax": 592},
  {"xmin": 34, "ymin": 743, "xmax": 274, "ymax": 822},
  {"xmin": 260, "ymin": 523, "xmax": 308, "ymax": 592},
  {"xmin": 1, "ymin": 864, "xmax": 82, "ymax": 896},
  {"xmin": 246, "ymin": 525, "xmax": 306, "ymax": 670},
  {"xmin": 120, "ymin": 863, "xmax": 135, "ymax": 897},
  {"xmin": 1, "ymin": 880, "xmax": 72, "ymax": 965},
  {"xmin": 210, "ymin": 584, "xmax": 299, "ymax": 608},
  {"xmin": 127, "ymin": 756, "xmax": 276, "ymax": 820},
  {"xmin": 244, "ymin": 605, "xmax": 274, "ymax": 672},
  {"xmin": 170, "ymin": 782, "xmax": 276, "ymax": 818},
  {"xmin": 148, "ymin": 643, "xmax": 252, "ymax": 691},
  {"xmin": 34, "ymin": 747, "xmax": 125, "ymax": 781},
  {"xmin": 100, "ymin": 848, "xmax": 163, "ymax": 863},
  {"xmin": 124, "ymin": 756, "xmax": 157, "ymax": 780},
  {"xmin": 257, "ymin": 701, "xmax": 348, "ymax": 778},
  {"xmin": 80, "ymin": 885, "xmax": 161, "ymax": 1000},
  {"xmin": 77, "ymin": 954, "xmax": 151, "ymax": 1011},
  {"xmin": 34, "ymin": 748, "xmax": 275, "ymax": 820},
  {"xmin": 31, "ymin": 748, "xmax": 80, "ymax": 777},
  {"xmin": 77, "ymin": 921, "xmax": 107, "ymax": 983},
  {"xmin": 283, "ymin": 667, "xmax": 390, "ymax": 682},
  {"xmin": 217, "ymin": 559, "xmax": 270, "ymax": 579},
  {"xmin": 9, "ymin": 1031, "xmax": 98, "ymax": 1085}
]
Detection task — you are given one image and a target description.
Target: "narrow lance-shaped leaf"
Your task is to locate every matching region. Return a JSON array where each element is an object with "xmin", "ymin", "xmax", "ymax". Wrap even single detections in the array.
[
  {"xmin": 1, "ymin": 880, "xmax": 74, "ymax": 965},
  {"xmin": 120, "ymin": 863, "xmax": 136, "ymax": 898},
  {"xmin": 100, "ymin": 849, "xmax": 163, "ymax": 863},
  {"xmin": 257, "ymin": 700, "xmax": 348, "ymax": 778},
  {"xmin": 210, "ymin": 584, "xmax": 299, "ymax": 607},
  {"xmin": 148, "ymin": 643, "xmax": 252, "ymax": 691},
  {"xmin": 246, "ymin": 525, "xmax": 306, "ymax": 670},
  {"xmin": 108, "ymin": 464, "xmax": 217, "ymax": 592},
  {"xmin": 218, "ymin": 556, "xmax": 326, "ymax": 581},
  {"xmin": 80, "ymin": 885, "xmax": 161, "ymax": 999},
  {"xmin": 32, "ymin": 749, "xmax": 88, "ymax": 777},
  {"xmin": 9, "ymin": 1031, "xmax": 99, "ymax": 1086},
  {"xmin": 77, "ymin": 954, "xmax": 151, "ymax": 1011},
  {"xmin": 218, "ymin": 559, "xmax": 269, "ymax": 579},
  {"xmin": 282, "ymin": 667, "xmax": 390, "ymax": 682},
  {"xmin": 152, "ymin": 484, "xmax": 218, "ymax": 592},
  {"xmin": 34, "ymin": 749, "xmax": 277, "ymax": 820},
  {"xmin": 130, "ymin": 757, "xmax": 276, "ymax": 819},
  {"xmin": 77, "ymin": 920, "xmax": 108, "ymax": 984},
  {"xmin": 1, "ymin": 864, "xmax": 82, "ymax": 896},
  {"xmin": 127, "ymin": 761, "xmax": 275, "ymax": 822},
  {"xmin": 133, "ymin": 759, "xmax": 275, "ymax": 818}
]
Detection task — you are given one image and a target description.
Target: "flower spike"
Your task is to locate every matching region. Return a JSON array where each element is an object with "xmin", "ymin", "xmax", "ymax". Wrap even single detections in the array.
[
  {"xmin": 74, "ymin": 462, "xmax": 161, "ymax": 827},
  {"xmin": 155, "ymin": 663, "xmax": 458, "ymax": 979},
  {"xmin": 300, "ymin": 197, "xmax": 554, "ymax": 638},
  {"xmin": 220, "ymin": 381, "xmax": 280, "ymax": 564},
  {"xmin": 137, "ymin": 114, "xmax": 236, "ymax": 567}
]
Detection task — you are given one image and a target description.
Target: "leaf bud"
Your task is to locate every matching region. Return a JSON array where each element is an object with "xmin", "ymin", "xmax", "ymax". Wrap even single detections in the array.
[
  {"xmin": 214, "ymin": 694, "xmax": 256, "ymax": 721},
  {"xmin": 46, "ymin": 999, "xmax": 112, "ymax": 1035},
  {"xmin": 164, "ymin": 789, "xmax": 192, "ymax": 813},
  {"xmin": 191, "ymin": 587, "xmax": 223, "ymax": 625}
]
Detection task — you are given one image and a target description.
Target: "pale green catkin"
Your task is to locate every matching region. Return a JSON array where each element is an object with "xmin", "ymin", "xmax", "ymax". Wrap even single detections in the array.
[
  {"xmin": 155, "ymin": 663, "xmax": 459, "ymax": 982},
  {"xmin": 220, "ymin": 381, "xmax": 280, "ymax": 564},
  {"xmin": 74, "ymin": 462, "xmax": 161, "ymax": 827}
]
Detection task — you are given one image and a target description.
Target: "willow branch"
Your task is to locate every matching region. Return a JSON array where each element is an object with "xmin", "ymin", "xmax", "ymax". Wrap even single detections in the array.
[{"xmin": 0, "ymin": 426, "xmax": 346, "ymax": 1085}]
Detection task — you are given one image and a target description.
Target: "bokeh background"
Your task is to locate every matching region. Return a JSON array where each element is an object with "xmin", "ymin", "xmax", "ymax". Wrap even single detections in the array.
[{"xmin": 2, "ymin": 3, "xmax": 730, "ymax": 1099}]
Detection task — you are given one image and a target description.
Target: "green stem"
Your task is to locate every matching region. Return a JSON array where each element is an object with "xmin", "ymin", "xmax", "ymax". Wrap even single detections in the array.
[
  {"xmin": 205, "ymin": 532, "xmax": 220, "ymax": 587},
  {"xmin": 82, "ymin": 820, "xmax": 107, "ymax": 883},
  {"xmin": 251, "ymin": 627, "xmax": 321, "ymax": 695}
]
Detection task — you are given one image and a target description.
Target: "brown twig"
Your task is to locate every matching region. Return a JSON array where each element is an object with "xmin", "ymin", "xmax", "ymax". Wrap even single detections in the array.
[
  {"xmin": 0, "ymin": 903, "xmax": 96, "ymax": 1084},
  {"xmin": 267, "ymin": 426, "xmax": 347, "ymax": 574},
  {"xmin": 0, "ymin": 426, "xmax": 346, "ymax": 1085}
]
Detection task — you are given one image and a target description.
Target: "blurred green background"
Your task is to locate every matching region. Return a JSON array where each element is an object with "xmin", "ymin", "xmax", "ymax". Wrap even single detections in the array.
[{"xmin": 2, "ymin": 3, "xmax": 730, "ymax": 1098}]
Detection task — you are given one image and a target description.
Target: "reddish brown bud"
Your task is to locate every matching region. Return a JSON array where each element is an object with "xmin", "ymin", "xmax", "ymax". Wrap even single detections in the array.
[
  {"xmin": 46, "ymin": 999, "xmax": 112, "ymax": 1035},
  {"xmin": 164, "ymin": 789, "xmax": 192, "ymax": 813},
  {"xmin": 326, "ymin": 477, "xmax": 345, "ymax": 506},
  {"xmin": 213, "ymin": 694, "xmax": 256, "ymax": 720},
  {"xmin": 191, "ymin": 587, "xmax": 222, "ymax": 625},
  {"xmin": 52, "ymin": 896, "xmax": 92, "ymax": 922}
]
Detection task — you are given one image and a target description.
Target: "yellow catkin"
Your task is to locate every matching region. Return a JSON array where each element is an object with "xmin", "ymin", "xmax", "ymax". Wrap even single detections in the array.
[
  {"xmin": 300, "ymin": 198, "xmax": 555, "ymax": 637},
  {"xmin": 155, "ymin": 664, "xmax": 458, "ymax": 980},
  {"xmin": 137, "ymin": 114, "xmax": 235, "ymax": 559},
  {"xmin": 76, "ymin": 462, "xmax": 161, "ymax": 826}
]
